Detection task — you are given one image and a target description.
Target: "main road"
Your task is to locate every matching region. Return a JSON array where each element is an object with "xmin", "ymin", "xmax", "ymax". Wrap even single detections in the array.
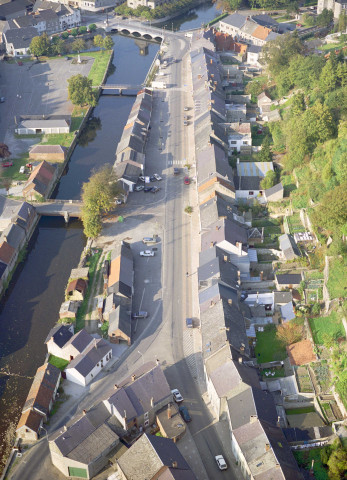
[{"xmin": 9, "ymin": 31, "xmax": 240, "ymax": 480}]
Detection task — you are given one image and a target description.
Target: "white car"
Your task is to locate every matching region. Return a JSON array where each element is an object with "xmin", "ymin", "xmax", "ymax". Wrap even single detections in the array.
[
  {"xmin": 171, "ymin": 388, "xmax": 183, "ymax": 403},
  {"xmin": 153, "ymin": 173, "xmax": 162, "ymax": 181},
  {"xmin": 140, "ymin": 250, "xmax": 155, "ymax": 257},
  {"xmin": 215, "ymin": 455, "xmax": 227, "ymax": 471}
]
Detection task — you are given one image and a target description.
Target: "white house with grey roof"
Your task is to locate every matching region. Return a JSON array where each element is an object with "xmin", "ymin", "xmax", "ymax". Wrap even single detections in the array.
[
  {"xmin": 3, "ymin": 26, "xmax": 37, "ymax": 56},
  {"xmin": 104, "ymin": 365, "xmax": 172, "ymax": 431},
  {"xmin": 15, "ymin": 119, "xmax": 70, "ymax": 135}
]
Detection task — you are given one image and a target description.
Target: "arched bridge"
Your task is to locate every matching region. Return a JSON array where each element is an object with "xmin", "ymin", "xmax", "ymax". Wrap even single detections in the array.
[{"xmin": 109, "ymin": 21, "xmax": 165, "ymax": 42}]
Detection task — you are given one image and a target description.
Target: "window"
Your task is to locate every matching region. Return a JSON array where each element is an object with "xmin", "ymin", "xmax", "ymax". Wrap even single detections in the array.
[
  {"xmin": 144, "ymin": 419, "xmax": 149, "ymax": 427},
  {"xmin": 243, "ymin": 141, "xmax": 248, "ymax": 145},
  {"xmin": 144, "ymin": 412, "xmax": 149, "ymax": 419},
  {"xmin": 230, "ymin": 141, "xmax": 237, "ymax": 144},
  {"xmin": 249, "ymin": 191, "xmax": 254, "ymax": 195}
]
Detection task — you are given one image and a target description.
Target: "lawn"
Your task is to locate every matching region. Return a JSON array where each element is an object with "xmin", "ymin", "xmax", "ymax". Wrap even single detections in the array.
[
  {"xmin": 309, "ymin": 312, "xmax": 345, "ymax": 345},
  {"xmin": 281, "ymin": 173, "xmax": 297, "ymax": 196},
  {"xmin": 48, "ymin": 354, "xmax": 69, "ymax": 371},
  {"xmin": 286, "ymin": 406, "xmax": 315, "ymax": 415},
  {"xmin": 40, "ymin": 132, "xmax": 76, "ymax": 147},
  {"xmin": 320, "ymin": 40, "xmax": 347, "ymax": 52},
  {"xmin": 293, "ymin": 449, "xmax": 329, "ymax": 480},
  {"xmin": 0, "ymin": 154, "xmax": 29, "ymax": 187},
  {"xmin": 327, "ymin": 257, "xmax": 347, "ymax": 299},
  {"xmin": 255, "ymin": 325, "xmax": 287, "ymax": 363},
  {"xmin": 80, "ymin": 50, "xmax": 113, "ymax": 86},
  {"xmin": 252, "ymin": 217, "xmax": 282, "ymax": 228},
  {"xmin": 286, "ymin": 213, "xmax": 303, "ymax": 234}
]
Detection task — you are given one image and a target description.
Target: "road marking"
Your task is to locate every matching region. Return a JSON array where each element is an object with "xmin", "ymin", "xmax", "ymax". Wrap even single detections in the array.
[{"xmin": 139, "ymin": 287, "xmax": 145, "ymax": 310}]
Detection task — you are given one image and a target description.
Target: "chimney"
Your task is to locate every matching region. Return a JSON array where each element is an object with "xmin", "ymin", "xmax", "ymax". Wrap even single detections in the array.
[
  {"xmin": 63, "ymin": 425, "xmax": 67, "ymax": 432},
  {"xmin": 210, "ymin": 58, "xmax": 212, "ymax": 64},
  {"xmin": 114, "ymin": 384, "xmax": 118, "ymax": 390},
  {"xmin": 277, "ymin": 416, "xmax": 281, "ymax": 427},
  {"xmin": 156, "ymin": 358, "xmax": 160, "ymax": 366},
  {"xmin": 215, "ymin": 225, "xmax": 219, "ymax": 230},
  {"xmin": 210, "ymin": 241, "xmax": 214, "ymax": 248},
  {"xmin": 260, "ymin": 271, "xmax": 264, "ymax": 281},
  {"xmin": 83, "ymin": 409, "xmax": 87, "ymax": 415},
  {"xmin": 237, "ymin": 270, "xmax": 241, "ymax": 278},
  {"xmin": 167, "ymin": 403, "xmax": 172, "ymax": 419},
  {"xmin": 150, "ymin": 397, "xmax": 154, "ymax": 408},
  {"xmin": 238, "ymin": 356, "xmax": 243, "ymax": 364},
  {"xmin": 265, "ymin": 444, "xmax": 270, "ymax": 452},
  {"xmin": 228, "ymin": 298, "xmax": 232, "ymax": 305},
  {"xmin": 172, "ymin": 461, "xmax": 178, "ymax": 468},
  {"xmin": 223, "ymin": 255, "xmax": 228, "ymax": 263},
  {"xmin": 236, "ymin": 242, "xmax": 242, "ymax": 255},
  {"xmin": 131, "ymin": 374, "xmax": 136, "ymax": 382},
  {"xmin": 240, "ymin": 344, "xmax": 245, "ymax": 353}
]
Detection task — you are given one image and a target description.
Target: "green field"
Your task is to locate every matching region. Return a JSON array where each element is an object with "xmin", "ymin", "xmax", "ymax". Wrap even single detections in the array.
[
  {"xmin": 309, "ymin": 312, "xmax": 345, "ymax": 345},
  {"xmin": 255, "ymin": 325, "xmax": 287, "ymax": 363},
  {"xmin": 81, "ymin": 50, "xmax": 113, "ymax": 86},
  {"xmin": 286, "ymin": 406, "xmax": 316, "ymax": 415},
  {"xmin": 327, "ymin": 257, "xmax": 347, "ymax": 299},
  {"xmin": 0, "ymin": 154, "xmax": 29, "ymax": 187}
]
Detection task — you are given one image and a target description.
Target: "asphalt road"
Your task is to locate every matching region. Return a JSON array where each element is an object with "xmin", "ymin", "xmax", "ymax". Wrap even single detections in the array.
[{"xmin": 9, "ymin": 32, "xmax": 238, "ymax": 480}]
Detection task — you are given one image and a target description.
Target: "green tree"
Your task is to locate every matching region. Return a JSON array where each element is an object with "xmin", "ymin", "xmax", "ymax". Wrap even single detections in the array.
[
  {"xmin": 51, "ymin": 37, "xmax": 66, "ymax": 55},
  {"xmin": 291, "ymin": 92, "xmax": 306, "ymax": 116},
  {"xmin": 336, "ymin": 62, "xmax": 347, "ymax": 87},
  {"xmin": 103, "ymin": 36, "xmax": 114, "ymax": 50},
  {"xmin": 88, "ymin": 23, "xmax": 97, "ymax": 32},
  {"xmin": 260, "ymin": 170, "xmax": 277, "ymax": 190},
  {"xmin": 319, "ymin": 59, "xmax": 337, "ymax": 93},
  {"xmin": 261, "ymin": 33, "xmax": 305, "ymax": 75},
  {"xmin": 303, "ymin": 102, "xmax": 336, "ymax": 147},
  {"xmin": 70, "ymin": 27, "xmax": 78, "ymax": 37},
  {"xmin": 245, "ymin": 79, "xmax": 266, "ymax": 100},
  {"xmin": 337, "ymin": 12, "xmax": 347, "ymax": 32},
  {"xmin": 316, "ymin": 8, "xmax": 333, "ymax": 27},
  {"xmin": 327, "ymin": 447, "xmax": 347, "ymax": 480},
  {"xmin": 94, "ymin": 34, "xmax": 104, "ymax": 51},
  {"xmin": 311, "ymin": 182, "xmax": 347, "ymax": 235},
  {"xmin": 67, "ymin": 74, "xmax": 96, "ymax": 106},
  {"xmin": 258, "ymin": 135, "xmax": 273, "ymax": 162},
  {"xmin": 29, "ymin": 33, "xmax": 51, "ymax": 57},
  {"xmin": 79, "ymin": 26, "xmax": 87, "ymax": 34},
  {"xmin": 71, "ymin": 38, "xmax": 86, "ymax": 53},
  {"xmin": 81, "ymin": 165, "xmax": 119, "ymax": 239}
]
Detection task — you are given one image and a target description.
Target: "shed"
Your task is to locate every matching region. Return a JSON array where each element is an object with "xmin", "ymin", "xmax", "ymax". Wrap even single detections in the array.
[{"xmin": 66, "ymin": 278, "xmax": 88, "ymax": 301}]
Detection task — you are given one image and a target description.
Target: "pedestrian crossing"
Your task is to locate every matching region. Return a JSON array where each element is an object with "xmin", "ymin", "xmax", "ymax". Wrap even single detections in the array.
[
  {"xmin": 168, "ymin": 160, "xmax": 185, "ymax": 165},
  {"xmin": 183, "ymin": 330, "xmax": 199, "ymax": 381}
]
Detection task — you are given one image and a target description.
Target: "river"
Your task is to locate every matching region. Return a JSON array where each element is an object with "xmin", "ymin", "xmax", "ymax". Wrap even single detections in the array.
[{"xmin": 0, "ymin": 1, "xmax": 220, "ymax": 472}]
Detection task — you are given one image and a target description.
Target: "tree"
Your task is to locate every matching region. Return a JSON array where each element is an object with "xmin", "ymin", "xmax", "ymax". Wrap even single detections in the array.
[
  {"xmin": 327, "ymin": 447, "xmax": 347, "ymax": 480},
  {"xmin": 260, "ymin": 170, "xmax": 277, "ymax": 190},
  {"xmin": 276, "ymin": 321, "xmax": 303, "ymax": 346},
  {"xmin": 81, "ymin": 165, "xmax": 119, "ymax": 239},
  {"xmin": 245, "ymin": 79, "xmax": 266, "ymax": 100},
  {"xmin": 94, "ymin": 34, "xmax": 104, "ymax": 51},
  {"xmin": 51, "ymin": 37, "xmax": 66, "ymax": 55},
  {"xmin": 337, "ymin": 12, "xmax": 347, "ymax": 32},
  {"xmin": 71, "ymin": 27, "xmax": 78, "ymax": 37},
  {"xmin": 311, "ymin": 182, "xmax": 347, "ymax": 235},
  {"xmin": 316, "ymin": 8, "xmax": 333, "ymax": 27},
  {"xmin": 261, "ymin": 33, "xmax": 305, "ymax": 76},
  {"xmin": 319, "ymin": 59, "xmax": 337, "ymax": 93},
  {"xmin": 67, "ymin": 74, "xmax": 96, "ymax": 106},
  {"xmin": 79, "ymin": 26, "xmax": 87, "ymax": 34},
  {"xmin": 103, "ymin": 36, "xmax": 114, "ymax": 50},
  {"xmin": 88, "ymin": 23, "xmax": 97, "ymax": 32},
  {"xmin": 71, "ymin": 38, "xmax": 86, "ymax": 53},
  {"xmin": 303, "ymin": 102, "xmax": 336, "ymax": 147},
  {"xmin": 29, "ymin": 33, "xmax": 51, "ymax": 57},
  {"xmin": 291, "ymin": 92, "xmax": 306, "ymax": 116},
  {"xmin": 258, "ymin": 135, "xmax": 273, "ymax": 162},
  {"xmin": 0, "ymin": 143, "xmax": 11, "ymax": 160}
]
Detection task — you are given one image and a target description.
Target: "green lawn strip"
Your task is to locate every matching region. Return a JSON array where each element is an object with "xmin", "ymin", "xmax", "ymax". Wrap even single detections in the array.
[
  {"xmin": 327, "ymin": 257, "xmax": 347, "ymax": 299},
  {"xmin": 0, "ymin": 154, "xmax": 29, "ymax": 186},
  {"xmin": 48, "ymin": 354, "xmax": 69, "ymax": 371},
  {"xmin": 309, "ymin": 312, "xmax": 345, "ymax": 345},
  {"xmin": 285, "ymin": 406, "xmax": 316, "ymax": 415},
  {"xmin": 40, "ymin": 132, "xmax": 75, "ymax": 147},
  {"xmin": 80, "ymin": 50, "xmax": 112, "ymax": 86},
  {"xmin": 320, "ymin": 41, "xmax": 347, "ymax": 51},
  {"xmin": 252, "ymin": 217, "xmax": 282, "ymax": 228},
  {"xmin": 75, "ymin": 250, "xmax": 102, "ymax": 331},
  {"xmin": 305, "ymin": 270, "xmax": 324, "ymax": 281},
  {"xmin": 255, "ymin": 325, "xmax": 287, "ymax": 364},
  {"xmin": 293, "ymin": 449, "xmax": 329, "ymax": 480}
]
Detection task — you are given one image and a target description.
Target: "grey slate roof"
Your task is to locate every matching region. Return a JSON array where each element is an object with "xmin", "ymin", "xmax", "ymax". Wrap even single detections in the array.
[
  {"xmin": 220, "ymin": 12, "xmax": 247, "ymax": 29},
  {"xmin": 279, "ymin": 234, "xmax": 301, "ymax": 260},
  {"xmin": 200, "ymin": 218, "xmax": 248, "ymax": 252},
  {"xmin": 197, "ymin": 144, "xmax": 233, "ymax": 188},
  {"xmin": 45, "ymin": 324, "xmax": 73, "ymax": 348},
  {"xmin": 198, "ymin": 254, "xmax": 238, "ymax": 289},
  {"xmin": 274, "ymin": 291, "xmax": 293, "ymax": 305},
  {"xmin": 114, "ymin": 160, "xmax": 142, "ymax": 182},
  {"xmin": 2, "ymin": 222, "xmax": 25, "ymax": 250},
  {"xmin": 18, "ymin": 119, "xmax": 69, "ymax": 129},
  {"xmin": 248, "ymin": 45, "xmax": 262, "ymax": 54},
  {"xmin": 234, "ymin": 176, "xmax": 261, "ymax": 191},
  {"xmin": 108, "ymin": 242, "xmax": 133, "ymax": 298},
  {"xmin": 199, "ymin": 194, "xmax": 235, "ymax": 229},
  {"xmin": 265, "ymin": 181, "xmax": 283, "ymax": 197},
  {"xmin": 0, "ymin": 0, "xmax": 32, "ymax": 19},
  {"xmin": 0, "ymin": 195, "xmax": 24, "ymax": 221},
  {"xmin": 62, "ymin": 328, "xmax": 93, "ymax": 354},
  {"xmin": 108, "ymin": 300, "xmax": 131, "ymax": 339},
  {"xmin": 283, "ymin": 426, "xmax": 333, "ymax": 443},
  {"xmin": 4, "ymin": 26, "xmax": 37, "ymax": 49},
  {"xmin": 276, "ymin": 273, "xmax": 302, "ymax": 285},
  {"xmin": 66, "ymin": 338, "xmax": 111, "ymax": 378},
  {"xmin": 0, "ymin": 261, "xmax": 7, "ymax": 279},
  {"xmin": 105, "ymin": 365, "xmax": 171, "ymax": 422}
]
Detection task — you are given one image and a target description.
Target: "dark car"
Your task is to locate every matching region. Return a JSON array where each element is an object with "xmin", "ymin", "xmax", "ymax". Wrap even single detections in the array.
[
  {"xmin": 151, "ymin": 186, "xmax": 161, "ymax": 193},
  {"xmin": 144, "ymin": 187, "xmax": 153, "ymax": 192},
  {"xmin": 179, "ymin": 405, "xmax": 191, "ymax": 423},
  {"xmin": 174, "ymin": 168, "xmax": 180, "ymax": 175},
  {"xmin": 150, "ymin": 176, "xmax": 156, "ymax": 182}
]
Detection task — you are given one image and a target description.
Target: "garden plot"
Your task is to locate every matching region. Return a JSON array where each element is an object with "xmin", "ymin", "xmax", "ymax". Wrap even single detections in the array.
[{"xmin": 295, "ymin": 366, "xmax": 314, "ymax": 394}]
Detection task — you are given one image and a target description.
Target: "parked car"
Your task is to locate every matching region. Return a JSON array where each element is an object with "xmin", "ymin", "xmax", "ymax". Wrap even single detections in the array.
[
  {"xmin": 172, "ymin": 389, "xmax": 183, "ymax": 403},
  {"xmin": 150, "ymin": 176, "xmax": 156, "ymax": 182},
  {"xmin": 1, "ymin": 162, "xmax": 13, "ymax": 168},
  {"xmin": 140, "ymin": 250, "xmax": 155, "ymax": 257},
  {"xmin": 179, "ymin": 405, "xmax": 191, "ymax": 422},
  {"xmin": 144, "ymin": 187, "xmax": 153, "ymax": 192},
  {"xmin": 153, "ymin": 173, "xmax": 162, "ymax": 181},
  {"xmin": 215, "ymin": 455, "xmax": 227, "ymax": 470},
  {"xmin": 142, "ymin": 237, "xmax": 157, "ymax": 244},
  {"xmin": 139, "ymin": 176, "xmax": 145, "ymax": 182},
  {"xmin": 184, "ymin": 121, "xmax": 188, "ymax": 126},
  {"xmin": 186, "ymin": 317, "xmax": 193, "ymax": 328},
  {"xmin": 151, "ymin": 186, "xmax": 161, "ymax": 193},
  {"xmin": 135, "ymin": 185, "xmax": 144, "ymax": 192},
  {"xmin": 132, "ymin": 311, "xmax": 148, "ymax": 319},
  {"xmin": 0, "ymin": 97, "xmax": 5, "ymax": 103},
  {"xmin": 174, "ymin": 168, "xmax": 180, "ymax": 175},
  {"xmin": 184, "ymin": 106, "xmax": 189, "ymax": 111},
  {"xmin": 184, "ymin": 176, "xmax": 190, "ymax": 185}
]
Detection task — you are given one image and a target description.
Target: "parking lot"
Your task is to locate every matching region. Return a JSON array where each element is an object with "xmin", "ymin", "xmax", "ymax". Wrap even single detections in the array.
[{"xmin": 0, "ymin": 57, "xmax": 92, "ymax": 155}]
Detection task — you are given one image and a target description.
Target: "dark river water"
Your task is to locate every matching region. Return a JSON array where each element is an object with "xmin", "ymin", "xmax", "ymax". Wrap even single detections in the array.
[{"xmin": 0, "ymin": 2, "xmax": 220, "ymax": 472}]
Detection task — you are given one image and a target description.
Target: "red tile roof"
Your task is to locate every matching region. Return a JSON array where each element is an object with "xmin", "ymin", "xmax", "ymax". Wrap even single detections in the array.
[{"xmin": 0, "ymin": 241, "xmax": 16, "ymax": 265}]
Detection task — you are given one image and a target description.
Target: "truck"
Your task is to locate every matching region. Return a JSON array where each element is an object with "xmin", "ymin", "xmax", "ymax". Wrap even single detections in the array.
[{"xmin": 152, "ymin": 81, "xmax": 167, "ymax": 89}]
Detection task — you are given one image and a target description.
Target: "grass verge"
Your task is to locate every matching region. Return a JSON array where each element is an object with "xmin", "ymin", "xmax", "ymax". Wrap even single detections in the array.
[
  {"xmin": 327, "ymin": 257, "xmax": 347, "ymax": 299},
  {"xmin": 309, "ymin": 312, "xmax": 344, "ymax": 345},
  {"xmin": 255, "ymin": 325, "xmax": 287, "ymax": 363},
  {"xmin": 80, "ymin": 50, "xmax": 113, "ymax": 86}
]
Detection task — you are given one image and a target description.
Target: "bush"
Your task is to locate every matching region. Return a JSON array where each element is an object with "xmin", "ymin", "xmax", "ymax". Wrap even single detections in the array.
[
  {"xmin": 61, "ymin": 31, "xmax": 69, "ymax": 39},
  {"xmin": 88, "ymin": 23, "xmax": 96, "ymax": 32},
  {"xmin": 71, "ymin": 28, "xmax": 78, "ymax": 37},
  {"xmin": 79, "ymin": 26, "xmax": 87, "ymax": 34}
]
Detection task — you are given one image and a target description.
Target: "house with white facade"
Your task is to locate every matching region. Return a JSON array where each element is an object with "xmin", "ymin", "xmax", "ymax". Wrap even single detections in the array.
[
  {"xmin": 15, "ymin": 119, "xmax": 70, "ymax": 135},
  {"xmin": 3, "ymin": 26, "xmax": 37, "ymax": 56},
  {"xmin": 228, "ymin": 122, "xmax": 252, "ymax": 152},
  {"xmin": 317, "ymin": 0, "xmax": 347, "ymax": 18},
  {"xmin": 65, "ymin": 338, "xmax": 112, "ymax": 386}
]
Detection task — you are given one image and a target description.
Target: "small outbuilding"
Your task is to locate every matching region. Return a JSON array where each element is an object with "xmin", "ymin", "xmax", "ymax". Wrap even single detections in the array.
[
  {"xmin": 66, "ymin": 278, "xmax": 88, "ymax": 301},
  {"xmin": 15, "ymin": 119, "xmax": 70, "ymax": 135},
  {"xmin": 29, "ymin": 144, "xmax": 67, "ymax": 162},
  {"xmin": 108, "ymin": 300, "xmax": 131, "ymax": 346}
]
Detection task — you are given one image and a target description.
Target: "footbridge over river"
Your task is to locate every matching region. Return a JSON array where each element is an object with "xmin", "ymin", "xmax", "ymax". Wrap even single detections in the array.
[{"xmin": 31, "ymin": 200, "xmax": 82, "ymax": 222}]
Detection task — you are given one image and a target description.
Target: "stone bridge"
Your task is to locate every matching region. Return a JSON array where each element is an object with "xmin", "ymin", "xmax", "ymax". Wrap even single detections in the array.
[
  {"xmin": 108, "ymin": 20, "xmax": 172, "ymax": 42},
  {"xmin": 31, "ymin": 200, "xmax": 82, "ymax": 222}
]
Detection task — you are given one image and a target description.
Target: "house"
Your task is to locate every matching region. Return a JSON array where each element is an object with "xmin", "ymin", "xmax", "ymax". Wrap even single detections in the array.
[
  {"xmin": 264, "ymin": 181, "xmax": 284, "ymax": 202},
  {"xmin": 215, "ymin": 31, "xmax": 247, "ymax": 62},
  {"xmin": 0, "ymin": 196, "xmax": 28, "ymax": 232},
  {"xmin": 65, "ymin": 338, "xmax": 112, "ymax": 386},
  {"xmin": 23, "ymin": 161, "xmax": 58, "ymax": 201},
  {"xmin": 29, "ymin": 144, "xmax": 67, "ymax": 162},
  {"xmin": 104, "ymin": 364, "xmax": 172, "ymax": 431},
  {"xmin": 257, "ymin": 91, "xmax": 273, "ymax": 114},
  {"xmin": 108, "ymin": 297, "xmax": 131, "ymax": 345},
  {"xmin": 103, "ymin": 292, "xmax": 118, "ymax": 321},
  {"xmin": 117, "ymin": 433, "xmax": 196, "ymax": 480},
  {"xmin": 59, "ymin": 300, "xmax": 80, "ymax": 321},
  {"xmin": 275, "ymin": 273, "xmax": 302, "ymax": 289},
  {"xmin": 49, "ymin": 404, "xmax": 120, "ymax": 479},
  {"xmin": 228, "ymin": 123, "xmax": 252, "ymax": 152},
  {"xmin": 247, "ymin": 45, "xmax": 262, "ymax": 66},
  {"xmin": 280, "ymin": 301, "xmax": 296, "ymax": 322},
  {"xmin": 0, "ymin": 0, "xmax": 33, "ymax": 20},
  {"xmin": 114, "ymin": 159, "xmax": 142, "ymax": 194},
  {"xmin": 198, "ymin": 248, "xmax": 238, "ymax": 291},
  {"xmin": 108, "ymin": 242, "xmax": 133, "ymax": 298},
  {"xmin": 20, "ymin": 363, "xmax": 61, "ymax": 421},
  {"xmin": 156, "ymin": 403, "xmax": 186, "ymax": 443},
  {"xmin": 12, "ymin": 201, "xmax": 37, "ymax": 234},
  {"xmin": 127, "ymin": 0, "xmax": 172, "ymax": 10},
  {"xmin": 318, "ymin": 0, "xmax": 347, "ymax": 19},
  {"xmin": 70, "ymin": 267, "xmax": 89, "ymax": 280},
  {"xmin": 15, "ymin": 119, "xmax": 70, "ymax": 135},
  {"xmin": 45, "ymin": 324, "xmax": 74, "ymax": 357},
  {"xmin": 0, "ymin": 240, "xmax": 16, "ymax": 272},
  {"xmin": 197, "ymin": 144, "xmax": 235, "ymax": 203},
  {"xmin": 199, "ymin": 193, "xmax": 235, "ymax": 229},
  {"xmin": 286, "ymin": 339, "xmax": 317, "ymax": 366},
  {"xmin": 33, "ymin": 0, "xmax": 81, "ymax": 30},
  {"xmin": 48, "ymin": 328, "xmax": 94, "ymax": 361},
  {"xmin": 1, "ymin": 222, "xmax": 26, "ymax": 251},
  {"xmin": 225, "ymin": 100, "xmax": 247, "ymax": 123},
  {"xmin": 15, "ymin": 409, "xmax": 44, "ymax": 442},
  {"xmin": 279, "ymin": 234, "xmax": 301, "ymax": 261},
  {"xmin": 12, "ymin": 13, "xmax": 46, "ymax": 34},
  {"xmin": 66, "ymin": 278, "xmax": 88, "ymax": 301},
  {"xmin": 219, "ymin": 13, "xmax": 280, "ymax": 46},
  {"xmin": 3, "ymin": 25, "xmax": 36, "ymax": 56}
]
